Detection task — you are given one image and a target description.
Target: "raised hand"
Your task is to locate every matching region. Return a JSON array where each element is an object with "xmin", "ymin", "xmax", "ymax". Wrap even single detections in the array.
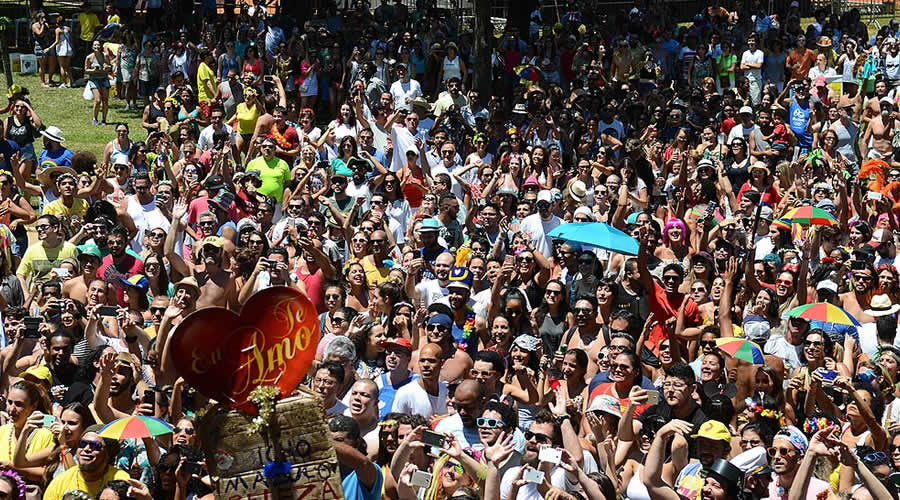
[{"xmin": 484, "ymin": 431, "xmax": 515, "ymax": 465}]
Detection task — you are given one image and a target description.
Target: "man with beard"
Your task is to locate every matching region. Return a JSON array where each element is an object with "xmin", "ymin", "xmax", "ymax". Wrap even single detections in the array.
[
  {"xmin": 411, "ymin": 314, "xmax": 473, "ymax": 382},
  {"xmin": 97, "ymin": 226, "xmax": 144, "ymax": 304},
  {"xmin": 323, "ymin": 169, "xmax": 358, "ymax": 228},
  {"xmin": 166, "ymin": 199, "xmax": 237, "ymax": 310},
  {"xmin": 863, "ymin": 76, "xmax": 891, "ymax": 126},
  {"xmin": 841, "ymin": 263, "xmax": 877, "ymax": 323},
  {"xmin": 777, "ymin": 79, "xmax": 815, "ymax": 153},
  {"xmin": 394, "ymin": 341, "xmax": 448, "ymax": 415},
  {"xmin": 375, "ymin": 338, "xmax": 416, "ymax": 419},
  {"xmin": 471, "ymin": 350, "xmax": 506, "ymax": 400},
  {"xmin": 62, "ymin": 345, "xmax": 114, "ymax": 405},
  {"xmin": 672, "ymin": 420, "xmax": 734, "ymax": 500},
  {"xmin": 62, "ymin": 244, "xmax": 106, "ymax": 305},
  {"xmin": 518, "ymin": 190, "xmax": 562, "ymax": 258},
  {"xmin": 862, "ymin": 96, "xmax": 898, "ymax": 159},
  {"xmin": 313, "ymin": 360, "xmax": 348, "ymax": 416},
  {"xmin": 767, "ymin": 426, "xmax": 829, "ymax": 499},
  {"xmin": 499, "ymin": 409, "xmax": 586, "ymax": 499},
  {"xmin": 43, "ymin": 426, "xmax": 129, "ymax": 499},
  {"xmin": 434, "ymin": 379, "xmax": 486, "ymax": 449},
  {"xmin": 329, "ymin": 415, "xmax": 383, "ymax": 500},
  {"xmin": 621, "ymin": 363, "xmax": 707, "ymax": 447},
  {"xmin": 16, "ymin": 214, "xmax": 79, "ymax": 302},
  {"xmin": 344, "ymin": 378, "xmax": 381, "ymax": 459},
  {"xmin": 43, "ymin": 173, "xmax": 87, "ymax": 238},
  {"xmin": 93, "ymin": 350, "xmax": 139, "ymax": 419},
  {"xmin": 347, "ymin": 154, "xmax": 374, "ymax": 203},
  {"xmin": 637, "ymin": 227, "xmax": 700, "ymax": 365},
  {"xmin": 439, "ymin": 267, "xmax": 478, "ymax": 356},
  {"xmin": 412, "ymin": 249, "xmax": 453, "ymax": 307}
]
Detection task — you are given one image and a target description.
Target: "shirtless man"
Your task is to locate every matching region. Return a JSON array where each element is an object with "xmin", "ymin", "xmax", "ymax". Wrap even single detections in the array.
[
  {"xmin": 838, "ymin": 79, "xmax": 864, "ymax": 122},
  {"xmin": 165, "ymin": 198, "xmax": 238, "ymax": 310},
  {"xmin": 410, "ymin": 313, "xmax": 473, "ymax": 382},
  {"xmin": 62, "ymin": 244, "xmax": 106, "ymax": 304},
  {"xmin": 861, "ymin": 97, "xmax": 897, "ymax": 159},
  {"xmin": 840, "ymin": 264, "xmax": 876, "ymax": 324},
  {"xmin": 862, "ymin": 77, "xmax": 890, "ymax": 126}
]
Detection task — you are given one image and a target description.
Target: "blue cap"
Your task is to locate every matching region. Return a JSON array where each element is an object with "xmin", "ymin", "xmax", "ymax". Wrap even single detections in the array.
[
  {"xmin": 427, "ymin": 313, "xmax": 453, "ymax": 328},
  {"xmin": 420, "ymin": 218, "xmax": 441, "ymax": 233},
  {"xmin": 447, "ymin": 266, "xmax": 473, "ymax": 289},
  {"xmin": 120, "ymin": 274, "xmax": 150, "ymax": 293}
]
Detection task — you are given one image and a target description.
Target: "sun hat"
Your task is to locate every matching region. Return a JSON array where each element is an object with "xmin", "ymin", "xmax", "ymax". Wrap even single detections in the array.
[
  {"xmin": 39, "ymin": 126, "xmax": 65, "ymax": 144},
  {"xmin": 865, "ymin": 294, "xmax": 900, "ymax": 317},
  {"xmin": 419, "ymin": 218, "xmax": 441, "ymax": 233},
  {"xmin": 567, "ymin": 180, "xmax": 588, "ymax": 203},
  {"xmin": 587, "ymin": 395, "xmax": 622, "ymax": 418},
  {"xmin": 173, "ymin": 276, "xmax": 201, "ymax": 296}
]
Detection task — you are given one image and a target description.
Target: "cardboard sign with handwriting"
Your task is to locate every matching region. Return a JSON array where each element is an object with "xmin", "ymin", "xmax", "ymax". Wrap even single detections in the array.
[
  {"xmin": 202, "ymin": 393, "xmax": 345, "ymax": 500},
  {"xmin": 170, "ymin": 286, "xmax": 320, "ymax": 414}
]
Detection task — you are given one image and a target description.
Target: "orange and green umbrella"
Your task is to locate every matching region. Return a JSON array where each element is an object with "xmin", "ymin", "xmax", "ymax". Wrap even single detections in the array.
[
  {"xmin": 97, "ymin": 415, "xmax": 174, "ymax": 440},
  {"xmin": 715, "ymin": 338, "xmax": 765, "ymax": 364},
  {"xmin": 786, "ymin": 302, "xmax": 861, "ymax": 327},
  {"xmin": 782, "ymin": 206, "xmax": 838, "ymax": 226}
]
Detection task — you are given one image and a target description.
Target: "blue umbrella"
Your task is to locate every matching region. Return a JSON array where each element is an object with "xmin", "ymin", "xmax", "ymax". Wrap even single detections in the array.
[{"xmin": 547, "ymin": 222, "xmax": 639, "ymax": 255}]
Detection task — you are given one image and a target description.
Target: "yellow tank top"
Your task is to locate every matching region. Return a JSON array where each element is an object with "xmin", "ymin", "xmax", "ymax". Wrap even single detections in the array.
[{"xmin": 235, "ymin": 102, "xmax": 260, "ymax": 135}]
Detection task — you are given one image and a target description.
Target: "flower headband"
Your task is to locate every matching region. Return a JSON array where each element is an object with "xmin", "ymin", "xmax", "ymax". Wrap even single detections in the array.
[{"xmin": 0, "ymin": 470, "xmax": 25, "ymax": 500}]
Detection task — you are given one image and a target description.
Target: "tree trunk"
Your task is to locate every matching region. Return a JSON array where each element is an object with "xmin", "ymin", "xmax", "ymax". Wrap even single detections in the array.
[
  {"xmin": 0, "ymin": 32, "xmax": 11, "ymax": 89},
  {"xmin": 472, "ymin": 0, "xmax": 492, "ymax": 96}
]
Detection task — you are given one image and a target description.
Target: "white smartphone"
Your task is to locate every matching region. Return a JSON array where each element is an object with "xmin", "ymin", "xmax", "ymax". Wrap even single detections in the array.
[
  {"xmin": 410, "ymin": 470, "xmax": 432, "ymax": 488},
  {"xmin": 523, "ymin": 469, "xmax": 545, "ymax": 484},
  {"xmin": 869, "ymin": 191, "xmax": 883, "ymax": 201},
  {"xmin": 538, "ymin": 447, "xmax": 562, "ymax": 465},
  {"xmin": 51, "ymin": 267, "xmax": 70, "ymax": 279}
]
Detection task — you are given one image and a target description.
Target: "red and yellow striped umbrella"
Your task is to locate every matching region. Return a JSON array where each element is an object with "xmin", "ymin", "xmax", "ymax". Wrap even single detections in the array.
[{"xmin": 782, "ymin": 206, "xmax": 838, "ymax": 226}]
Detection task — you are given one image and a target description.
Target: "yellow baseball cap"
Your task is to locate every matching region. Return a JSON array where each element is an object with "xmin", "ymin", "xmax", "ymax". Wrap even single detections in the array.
[
  {"xmin": 20, "ymin": 365, "xmax": 52, "ymax": 385},
  {"xmin": 200, "ymin": 236, "xmax": 225, "ymax": 248},
  {"xmin": 690, "ymin": 420, "xmax": 731, "ymax": 442}
]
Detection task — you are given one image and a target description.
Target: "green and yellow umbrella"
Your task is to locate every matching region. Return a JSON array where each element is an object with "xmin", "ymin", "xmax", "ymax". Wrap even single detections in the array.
[
  {"xmin": 782, "ymin": 206, "xmax": 838, "ymax": 227},
  {"xmin": 785, "ymin": 302, "xmax": 861, "ymax": 327},
  {"xmin": 97, "ymin": 415, "xmax": 174, "ymax": 440}
]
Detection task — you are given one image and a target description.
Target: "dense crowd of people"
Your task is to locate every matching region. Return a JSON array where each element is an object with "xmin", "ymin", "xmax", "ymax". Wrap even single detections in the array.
[{"xmin": 9, "ymin": 0, "xmax": 900, "ymax": 499}]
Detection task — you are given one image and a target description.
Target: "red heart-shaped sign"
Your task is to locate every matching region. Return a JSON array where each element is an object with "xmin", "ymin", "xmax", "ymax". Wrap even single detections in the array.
[{"xmin": 170, "ymin": 286, "xmax": 320, "ymax": 414}]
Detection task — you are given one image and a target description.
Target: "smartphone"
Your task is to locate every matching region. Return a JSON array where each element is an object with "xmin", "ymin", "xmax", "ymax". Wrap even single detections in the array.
[
  {"xmin": 523, "ymin": 468, "xmax": 545, "ymax": 484},
  {"xmin": 98, "ymin": 305, "xmax": 119, "ymax": 317},
  {"xmin": 410, "ymin": 470, "xmax": 432, "ymax": 488},
  {"xmin": 538, "ymin": 447, "xmax": 562, "ymax": 464},
  {"xmin": 851, "ymin": 260, "xmax": 867, "ymax": 271},
  {"xmin": 23, "ymin": 317, "xmax": 41, "ymax": 339},
  {"xmin": 869, "ymin": 191, "xmax": 883, "ymax": 200},
  {"xmin": 51, "ymin": 267, "xmax": 70, "ymax": 279},
  {"xmin": 411, "ymin": 248, "xmax": 422, "ymax": 259},
  {"xmin": 814, "ymin": 368, "xmax": 838, "ymax": 385},
  {"xmin": 645, "ymin": 389, "xmax": 660, "ymax": 405},
  {"xmin": 143, "ymin": 389, "xmax": 155, "ymax": 409},
  {"xmin": 503, "ymin": 255, "xmax": 515, "ymax": 267},
  {"xmin": 42, "ymin": 414, "xmax": 56, "ymax": 428},
  {"xmin": 421, "ymin": 430, "xmax": 445, "ymax": 448}
]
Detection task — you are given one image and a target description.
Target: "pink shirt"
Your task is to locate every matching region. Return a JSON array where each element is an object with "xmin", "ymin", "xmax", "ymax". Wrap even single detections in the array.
[{"xmin": 768, "ymin": 474, "xmax": 830, "ymax": 500}]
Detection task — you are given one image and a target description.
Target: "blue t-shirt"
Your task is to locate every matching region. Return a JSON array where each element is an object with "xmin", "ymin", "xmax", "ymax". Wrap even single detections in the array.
[
  {"xmin": 342, "ymin": 463, "xmax": 383, "ymax": 500},
  {"xmin": 377, "ymin": 372, "xmax": 418, "ymax": 419},
  {"xmin": 38, "ymin": 146, "xmax": 73, "ymax": 168},
  {"xmin": 789, "ymin": 99, "xmax": 813, "ymax": 149},
  {"xmin": 0, "ymin": 140, "xmax": 19, "ymax": 172}
]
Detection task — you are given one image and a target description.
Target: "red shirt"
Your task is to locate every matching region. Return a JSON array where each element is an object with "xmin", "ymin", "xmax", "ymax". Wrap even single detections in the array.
[
  {"xmin": 646, "ymin": 280, "xmax": 701, "ymax": 352},
  {"xmin": 296, "ymin": 268, "xmax": 326, "ymax": 314},
  {"xmin": 736, "ymin": 183, "xmax": 782, "ymax": 206},
  {"xmin": 97, "ymin": 254, "xmax": 144, "ymax": 306}
]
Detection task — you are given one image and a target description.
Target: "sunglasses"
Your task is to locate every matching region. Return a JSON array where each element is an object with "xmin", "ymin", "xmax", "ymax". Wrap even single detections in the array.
[
  {"xmin": 767, "ymin": 446, "xmax": 795, "ymax": 458},
  {"xmin": 79, "ymin": 439, "xmax": 104, "ymax": 452},
  {"xmin": 173, "ymin": 426, "xmax": 195, "ymax": 435},
  {"xmin": 524, "ymin": 430, "xmax": 552, "ymax": 443},
  {"xmin": 426, "ymin": 324, "xmax": 449, "ymax": 332},
  {"xmin": 476, "ymin": 417, "xmax": 506, "ymax": 429}
]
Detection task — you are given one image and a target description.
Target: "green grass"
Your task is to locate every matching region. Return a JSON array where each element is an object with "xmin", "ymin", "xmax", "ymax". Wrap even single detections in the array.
[{"xmin": 11, "ymin": 73, "xmax": 145, "ymax": 154}]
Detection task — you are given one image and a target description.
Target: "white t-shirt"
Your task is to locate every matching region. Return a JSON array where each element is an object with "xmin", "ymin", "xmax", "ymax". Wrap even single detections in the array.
[
  {"xmin": 519, "ymin": 213, "xmax": 562, "ymax": 258},
  {"xmin": 416, "ymin": 279, "xmax": 448, "ymax": 308},
  {"xmin": 741, "ymin": 49, "xmax": 764, "ymax": 80},
  {"xmin": 727, "ymin": 123, "xmax": 760, "ymax": 144},
  {"xmin": 197, "ymin": 123, "xmax": 236, "ymax": 151},
  {"xmin": 391, "ymin": 380, "xmax": 448, "ymax": 419},
  {"xmin": 390, "ymin": 79, "xmax": 423, "ymax": 110}
]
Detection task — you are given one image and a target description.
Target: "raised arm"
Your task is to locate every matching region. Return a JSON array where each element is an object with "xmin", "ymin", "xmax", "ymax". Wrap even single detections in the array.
[{"xmin": 164, "ymin": 198, "xmax": 192, "ymax": 277}]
